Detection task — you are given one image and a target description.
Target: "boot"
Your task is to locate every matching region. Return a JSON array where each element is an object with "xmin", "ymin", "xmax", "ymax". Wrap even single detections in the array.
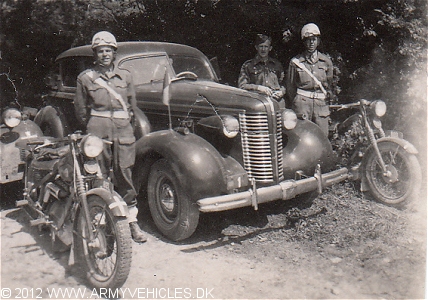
[{"xmin": 129, "ymin": 222, "xmax": 147, "ymax": 243}]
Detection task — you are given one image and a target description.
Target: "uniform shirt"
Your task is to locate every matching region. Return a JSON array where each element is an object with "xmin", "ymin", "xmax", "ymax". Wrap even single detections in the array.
[
  {"xmin": 286, "ymin": 51, "xmax": 333, "ymax": 101},
  {"xmin": 238, "ymin": 56, "xmax": 285, "ymax": 91},
  {"xmin": 74, "ymin": 64, "xmax": 137, "ymax": 125}
]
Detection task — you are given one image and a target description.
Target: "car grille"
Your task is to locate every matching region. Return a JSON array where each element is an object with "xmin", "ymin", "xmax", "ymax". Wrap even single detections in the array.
[{"xmin": 240, "ymin": 112, "xmax": 283, "ymax": 183}]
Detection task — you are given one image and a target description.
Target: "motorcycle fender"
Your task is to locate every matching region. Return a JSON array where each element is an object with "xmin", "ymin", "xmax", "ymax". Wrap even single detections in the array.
[
  {"xmin": 134, "ymin": 130, "xmax": 248, "ymax": 200},
  {"xmin": 86, "ymin": 188, "xmax": 129, "ymax": 217},
  {"xmin": 375, "ymin": 137, "xmax": 418, "ymax": 154},
  {"xmin": 359, "ymin": 137, "xmax": 418, "ymax": 192}
]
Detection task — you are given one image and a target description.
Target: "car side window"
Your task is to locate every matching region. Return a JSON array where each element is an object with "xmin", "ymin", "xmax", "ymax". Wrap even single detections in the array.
[
  {"xmin": 119, "ymin": 55, "xmax": 171, "ymax": 86},
  {"xmin": 61, "ymin": 57, "xmax": 94, "ymax": 88}
]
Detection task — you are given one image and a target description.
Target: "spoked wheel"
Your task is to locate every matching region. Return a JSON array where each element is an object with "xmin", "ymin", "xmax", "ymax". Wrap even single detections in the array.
[
  {"xmin": 364, "ymin": 141, "xmax": 422, "ymax": 207},
  {"xmin": 74, "ymin": 195, "xmax": 132, "ymax": 289},
  {"xmin": 148, "ymin": 159, "xmax": 199, "ymax": 241}
]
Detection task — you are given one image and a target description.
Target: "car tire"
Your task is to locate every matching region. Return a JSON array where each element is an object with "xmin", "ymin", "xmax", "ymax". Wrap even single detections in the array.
[{"xmin": 147, "ymin": 159, "xmax": 199, "ymax": 241}]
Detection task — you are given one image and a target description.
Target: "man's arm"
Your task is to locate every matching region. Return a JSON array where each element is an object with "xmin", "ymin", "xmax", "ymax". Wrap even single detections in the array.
[
  {"xmin": 74, "ymin": 75, "xmax": 89, "ymax": 126},
  {"xmin": 238, "ymin": 61, "xmax": 273, "ymax": 96},
  {"xmin": 127, "ymin": 72, "xmax": 137, "ymax": 112},
  {"xmin": 285, "ymin": 60, "xmax": 297, "ymax": 108},
  {"xmin": 238, "ymin": 62, "xmax": 259, "ymax": 91}
]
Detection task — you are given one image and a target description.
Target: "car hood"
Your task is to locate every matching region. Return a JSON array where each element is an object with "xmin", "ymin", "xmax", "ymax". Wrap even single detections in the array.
[
  {"xmin": 177, "ymin": 80, "xmax": 275, "ymax": 112},
  {"xmin": 133, "ymin": 79, "xmax": 279, "ymax": 115}
]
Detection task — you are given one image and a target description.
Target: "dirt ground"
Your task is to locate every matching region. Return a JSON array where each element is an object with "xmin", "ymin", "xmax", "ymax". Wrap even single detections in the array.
[{"xmin": 1, "ymin": 182, "xmax": 426, "ymax": 299}]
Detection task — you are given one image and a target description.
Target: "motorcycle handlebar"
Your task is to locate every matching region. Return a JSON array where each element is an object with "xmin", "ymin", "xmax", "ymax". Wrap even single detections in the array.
[{"xmin": 329, "ymin": 99, "xmax": 371, "ymax": 110}]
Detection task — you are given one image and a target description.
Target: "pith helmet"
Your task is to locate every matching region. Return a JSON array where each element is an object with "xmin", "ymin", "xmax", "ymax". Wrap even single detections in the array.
[
  {"xmin": 91, "ymin": 31, "xmax": 117, "ymax": 49},
  {"xmin": 301, "ymin": 23, "xmax": 321, "ymax": 40}
]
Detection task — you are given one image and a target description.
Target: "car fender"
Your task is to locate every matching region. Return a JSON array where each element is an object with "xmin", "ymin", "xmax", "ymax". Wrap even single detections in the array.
[
  {"xmin": 86, "ymin": 188, "xmax": 129, "ymax": 217},
  {"xmin": 283, "ymin": 119, "xmax": 337, "ymax": 178},
  {"xmin": 34, "ymin": 105, "xmax": 70, "ymax": 138},
  {"xmin": 132, "ymin": 106, "xmax": 151, "ymax": 139},
  {"xmin": 134, "ymin": 130, "xmax": 247, "ymax": 201}
]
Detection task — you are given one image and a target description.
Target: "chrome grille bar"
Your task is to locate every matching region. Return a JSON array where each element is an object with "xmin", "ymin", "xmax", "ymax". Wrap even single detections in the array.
[{"xmin": 240, "ymin": 112, "xmax": 283, "ymax": 183}]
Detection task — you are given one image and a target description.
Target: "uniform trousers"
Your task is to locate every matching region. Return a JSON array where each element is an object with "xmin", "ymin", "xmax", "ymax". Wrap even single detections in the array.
[
  {"xmin": 87, "ymin": 115, "xmax": 138, "ymax": 222},
  {"xmin": 292, "ymin": 94, "xmax": 330, "ymax": 136}
]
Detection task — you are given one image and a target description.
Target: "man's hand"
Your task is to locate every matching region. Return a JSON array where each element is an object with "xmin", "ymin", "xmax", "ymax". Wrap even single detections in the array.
[
  {"xmin": 257, "ymin": 85, "xmax": 273, "ymax": 96},
  {"xmin": 272, "ymin": 90, "xmax": 284, "ymax": 100}
]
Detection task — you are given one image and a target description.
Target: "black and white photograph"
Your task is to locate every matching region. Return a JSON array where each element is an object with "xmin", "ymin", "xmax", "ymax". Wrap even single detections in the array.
[{"xmin": 1, "ymin": 0, "xmax": 426, "ymax": 299}]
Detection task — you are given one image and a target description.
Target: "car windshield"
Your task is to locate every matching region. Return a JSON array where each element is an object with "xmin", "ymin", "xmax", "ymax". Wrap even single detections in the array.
[
  {"xmin": 120, "ymin": 54, "xmax": 217, "ymax": 86},
  {"xmin": 169, "ymin": 54, "xmax": 217, "ymax": 81},
  {"xmin": 120, "ymin": 55, "xmax": 170, "ymax": 86}
]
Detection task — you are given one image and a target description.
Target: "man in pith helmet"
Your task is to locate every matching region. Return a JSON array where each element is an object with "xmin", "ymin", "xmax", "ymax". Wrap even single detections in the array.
[
  {"xmin": 74, "ymin": 31, "xmax": 147, "ymax": 243},
  {"xmin": 286, "ymin": 23, "xmax": 333, "ymax": 136}
]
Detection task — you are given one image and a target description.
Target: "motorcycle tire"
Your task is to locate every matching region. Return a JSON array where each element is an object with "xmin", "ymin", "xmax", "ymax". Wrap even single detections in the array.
[
  {"xmin": 74, "ymin": 195, "xmax": 132, "ymax": 289},
  {"xmin": 364, "ymin": 141, "xmax": 422, "ymax": 207}
]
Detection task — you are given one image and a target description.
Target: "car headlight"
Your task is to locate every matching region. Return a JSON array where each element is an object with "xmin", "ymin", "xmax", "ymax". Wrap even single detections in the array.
[
  {"xmin": 222, "ymin": 116, "xmax": 239, "ymax": 138},
  {"xmin": 371, "ymin": 100, "xmax": 387, "ymax": 117},
  {"xmin": 282, "ymin": 109, "xmax": 297, "ymax": 130},
  {"xmin": 2, "ymin": 108, "xmax": 22, "ymax": 128},
  {"xmin": 81, "ymin": 135, "xmax": 104, "ymax": 158}
]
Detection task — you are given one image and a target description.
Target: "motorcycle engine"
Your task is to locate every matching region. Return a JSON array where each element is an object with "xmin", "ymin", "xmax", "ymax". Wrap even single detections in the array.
[
  {"xmin": 58, "ymin": 154, "xmax": 74, "ymax": 182},
  {"xmin": 47, "ymin": 194, "xmax": 72, "ymax": 246}
]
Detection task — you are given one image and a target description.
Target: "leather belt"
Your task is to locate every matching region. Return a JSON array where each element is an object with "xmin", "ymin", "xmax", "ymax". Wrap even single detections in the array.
[
  {"xmin": 297, "ymin": 88, "xmax": 326, "ymax": 100},
  {"xmin": 91, "ymin": 109, "xmax": 129, "ymax": 119}
]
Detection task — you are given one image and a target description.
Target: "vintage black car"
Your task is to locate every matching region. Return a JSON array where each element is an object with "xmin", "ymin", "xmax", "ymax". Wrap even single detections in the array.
[
  {"xmin": 1, "ymin": 102, "xmax": 43, "ymax": 185},
  {"xmin": 40, "ymin": 42, "xmax": 349, "ymax": 241}
]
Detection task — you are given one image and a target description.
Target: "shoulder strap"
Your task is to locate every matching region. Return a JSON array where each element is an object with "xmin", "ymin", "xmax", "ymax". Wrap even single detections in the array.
[
  {"xmin": 292, "ymin": 58, "xmax": 327, "ymax": 95},
  {"xmin": 86, "ymin": 71, "xmax": 128, "ymax": 113}
]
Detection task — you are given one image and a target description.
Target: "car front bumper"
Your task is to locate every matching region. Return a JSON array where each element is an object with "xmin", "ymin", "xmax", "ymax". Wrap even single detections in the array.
[{"xmin": 197, "ymin": 166, "xmax": 349, "ymax": 212}]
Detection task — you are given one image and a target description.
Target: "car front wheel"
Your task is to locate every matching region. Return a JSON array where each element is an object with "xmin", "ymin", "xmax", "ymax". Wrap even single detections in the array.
[{"xmin": 147, "ymin": 159, "xmax": 199, "ymax": 241}]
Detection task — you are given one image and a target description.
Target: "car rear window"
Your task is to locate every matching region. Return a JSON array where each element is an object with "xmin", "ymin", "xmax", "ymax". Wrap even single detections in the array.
[{"xmin": 61, "ymin": 56, "xmax": 94, "ymax": 87}]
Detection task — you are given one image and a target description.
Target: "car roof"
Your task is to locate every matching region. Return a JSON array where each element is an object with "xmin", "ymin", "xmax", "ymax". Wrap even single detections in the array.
[{"xmin": 56, "ymin": 41, "xmax": 206, "ymax": 61}]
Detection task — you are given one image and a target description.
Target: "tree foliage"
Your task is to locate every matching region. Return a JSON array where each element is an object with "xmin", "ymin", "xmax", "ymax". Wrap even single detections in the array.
[{"xmin": 1, "ymin": 0, "xmax": 426, "ymax": 150}]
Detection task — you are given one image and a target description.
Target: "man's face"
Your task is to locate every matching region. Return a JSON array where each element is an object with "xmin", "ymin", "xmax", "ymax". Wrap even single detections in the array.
[
  {"xmin": 255, "ymin": 40, "xmax": 272, "ymax": 59},
  {"xmin": 304, "ymin": 36, "xmax": 319, "ymax": 53},
  {"xmin": 95, "ymin": 46, "xmax": 115, "ymax": 67}
]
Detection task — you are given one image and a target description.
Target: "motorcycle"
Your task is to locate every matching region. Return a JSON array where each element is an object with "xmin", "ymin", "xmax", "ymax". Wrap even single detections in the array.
[
  {"xmin": 329, "ymin": 99, "xmax": 422, "ymax": 207},
  {"xmin": 16, "ymin": 132, "xmax": 132, "ymax": 289}
]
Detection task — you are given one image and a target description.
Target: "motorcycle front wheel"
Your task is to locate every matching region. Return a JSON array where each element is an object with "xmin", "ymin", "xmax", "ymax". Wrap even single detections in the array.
[
  {"xmin": 364, "ymin": 141, "xmax": 422, "ymax": 207},
  {"xmin": 74, "ymin": 195, "xmax": 132, "ymax": 289}
]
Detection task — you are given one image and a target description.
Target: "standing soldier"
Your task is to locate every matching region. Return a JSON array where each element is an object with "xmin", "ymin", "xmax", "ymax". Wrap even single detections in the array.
[
  {"xmin": 286, "ymin": 23, "xmax": 333, "ymax": 136},
  {"xmin": 238, "ymin": 34, "xmax": 286, "ymax": 107},
  {"xmin": 74, "ymin": 31, "xmax": 147, "ymax": 243}
]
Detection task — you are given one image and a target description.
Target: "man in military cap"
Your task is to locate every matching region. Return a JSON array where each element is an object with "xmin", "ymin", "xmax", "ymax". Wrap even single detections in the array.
[
  {"xmin": 286, "ymin": 23, "xmax": 333, "ymax": 136},
  {"xmin": 238, "ymin": 34, "xmax": 286, "ymax": 107},
  {"xmin": 74, "ymin": 31, "xmax": 147, "ymax": 243}
]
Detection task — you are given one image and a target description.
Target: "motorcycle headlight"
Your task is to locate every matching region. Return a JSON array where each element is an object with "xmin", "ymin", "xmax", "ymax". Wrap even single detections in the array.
[
  {"xmin": 371, "ymin": 100, "xmax": 387, "ymax": 117},
  {"xmin": 84, "ymin": 159, "xmax": 101, "ymax": 174},
  {"xmin": 2, "ymin": 108, "xmax": 22, "ymax": 128},
  {"xmin": 372, "ymin": 118, "xmax": 382, "ymax": 129},
  {"xmin": 81, "ymin": 135, "xmax": 104, "ymax": 158},
  {"xmin": 222, "ymin": 116, "xmax": 240, "ymax": 138},
  {"xmin": 282, "ymin": 109, "xmax": 297, "ymax": 130}
]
